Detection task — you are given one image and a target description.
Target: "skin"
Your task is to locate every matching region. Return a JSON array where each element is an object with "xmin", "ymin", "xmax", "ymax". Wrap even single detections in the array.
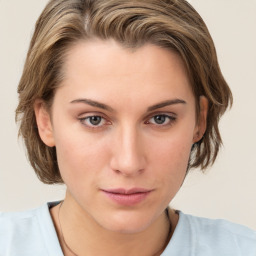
[{"xmin": 34, "ymin": 39, "xmax": 208, "ymax": 256}]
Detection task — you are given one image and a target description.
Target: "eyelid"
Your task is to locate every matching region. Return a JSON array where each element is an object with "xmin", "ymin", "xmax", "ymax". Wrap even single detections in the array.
[
  {"xmin": 78, "ymin": 112, "xmax": 112, "ymax": 129},
  {"xmin": 144, "ymin": 111, "xmax": 177, "ymax": 120},
  {"xmin": 144, "ymin": 112, "xmax": 177, "ymax": 126},
  {"xmin": 77, "ymin": 111, "xmax": 177, "ymax": 130}
]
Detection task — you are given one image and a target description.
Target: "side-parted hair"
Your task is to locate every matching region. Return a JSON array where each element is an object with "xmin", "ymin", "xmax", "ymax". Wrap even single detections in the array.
[{"xmin": 16, "ymin": 0, "xmax": 232, "ymax": 184}]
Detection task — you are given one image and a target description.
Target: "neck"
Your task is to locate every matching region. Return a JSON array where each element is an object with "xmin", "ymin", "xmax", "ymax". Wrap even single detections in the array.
[{"xmin": 50, "ymin": 195, "xmax": 178, "ymax": 256}]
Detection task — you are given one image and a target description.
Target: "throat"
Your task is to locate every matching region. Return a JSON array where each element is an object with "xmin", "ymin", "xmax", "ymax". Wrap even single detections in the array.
[{"xmin": 50, "ymin": 201, "xmax": 176, "ymax": 256}]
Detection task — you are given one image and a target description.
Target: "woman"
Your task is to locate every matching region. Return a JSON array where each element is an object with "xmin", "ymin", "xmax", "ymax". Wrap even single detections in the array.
[{"xmin": 0, "ymin": 0, "xmax": 255, "ymax": 255}]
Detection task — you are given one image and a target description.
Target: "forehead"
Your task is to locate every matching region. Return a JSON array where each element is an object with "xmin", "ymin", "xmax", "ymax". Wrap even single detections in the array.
[
  {"xmin": 57, "ymin": 39, "xmax": 194, "ymax": 107},
  {"xmin": 64, "ymin": 39, "xmax": 188, "ymax": 78}
]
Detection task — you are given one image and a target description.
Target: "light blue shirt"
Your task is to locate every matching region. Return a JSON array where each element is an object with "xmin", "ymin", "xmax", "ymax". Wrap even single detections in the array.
[{"xmin": 1, "ymin": 202, "xmax": 255, "ymax": 256}]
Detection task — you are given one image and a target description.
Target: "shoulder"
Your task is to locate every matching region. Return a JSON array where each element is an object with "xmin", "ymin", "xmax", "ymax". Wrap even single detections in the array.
[
  {"xmin": 183, "ymin": 212, "xmax": 256, "ymax": 255},
  {"xmin": 163, "ymin": 211, "xmax": 256, "ymax": 256},
  {"xmin": 184, "ymin": 212, "xmax": 256, "ymax": 240},
  {"xmin": 0, "ymin": 202, "xmax": 63, "ymax": 256},
  {"xmin": 0, "ymin": 206, "xmax": 42, "ymax": 240}
]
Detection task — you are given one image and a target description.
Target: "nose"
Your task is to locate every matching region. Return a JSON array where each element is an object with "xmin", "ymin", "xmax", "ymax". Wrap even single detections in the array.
[{"xmin": 110, "ymin": 126, "xmax": 146, "ymax": 176}]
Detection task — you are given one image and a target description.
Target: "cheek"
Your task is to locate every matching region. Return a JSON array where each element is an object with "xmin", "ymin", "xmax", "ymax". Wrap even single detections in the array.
[
  {"xmin": 53, "ymin": 128, "xmax": 110, "ymax": 185},
  {"xmin": 152, "ymin": 128, "xmax": 193, "ymax": 163},
  {"xmin": 148, "ymin": 131, "xmax": 193, "ymax": 184}
]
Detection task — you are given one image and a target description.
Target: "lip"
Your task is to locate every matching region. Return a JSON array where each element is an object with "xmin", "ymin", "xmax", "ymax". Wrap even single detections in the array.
[{"xmin": 101, "ymin": 188, "xmax": 152, "ymax": 206}]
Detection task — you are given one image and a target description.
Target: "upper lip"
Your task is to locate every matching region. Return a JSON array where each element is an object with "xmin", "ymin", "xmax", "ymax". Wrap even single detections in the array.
[{"xmin": 101, "ymin": 188, "xmax": 152, "ymax": 195}]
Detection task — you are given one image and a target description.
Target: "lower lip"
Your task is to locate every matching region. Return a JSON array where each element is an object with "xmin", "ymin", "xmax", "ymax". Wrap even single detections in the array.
[{"xmin": 102, "ymin": 191, "xmax": 151, "ymax": 206}]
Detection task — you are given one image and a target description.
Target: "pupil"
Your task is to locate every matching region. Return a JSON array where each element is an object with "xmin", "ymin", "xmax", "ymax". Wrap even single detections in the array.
[
  {"xmin": 154, "ymin": 115, "xmax": 166, "ymax": 124},
  {"xmin": 90, "ymin": 116, "xmax": 101, "ymax": 125}
]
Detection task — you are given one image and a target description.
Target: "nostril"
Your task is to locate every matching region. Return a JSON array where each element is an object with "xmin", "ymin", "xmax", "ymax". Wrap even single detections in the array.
[{"xmin": 112, "ymin": 167, "xmax": 145, "ymax": 177}]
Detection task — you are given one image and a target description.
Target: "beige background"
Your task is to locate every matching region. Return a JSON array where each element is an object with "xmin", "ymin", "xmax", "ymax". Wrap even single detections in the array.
[{"xmin": 0, "ymin": 0, "xmax": 255, "ymax": 229}]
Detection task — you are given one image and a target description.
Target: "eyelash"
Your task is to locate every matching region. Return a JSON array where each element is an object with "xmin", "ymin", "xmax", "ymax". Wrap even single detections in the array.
[
  {"xmin": 78, "ymin": 113, "xmax": 177, "ymax": 130},
  {"xmin": 78, "ymin": 115, "xmax": 110, "ymax": 129},
  {"xmin": 145, "ymin": 114, "xmax": 177, "ymax": 127}
]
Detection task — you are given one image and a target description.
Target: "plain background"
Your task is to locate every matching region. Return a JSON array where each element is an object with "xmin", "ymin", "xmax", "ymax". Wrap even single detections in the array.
[{"xmin": 0, "ymin": 0, "xmax": 255, "ymax": 230}]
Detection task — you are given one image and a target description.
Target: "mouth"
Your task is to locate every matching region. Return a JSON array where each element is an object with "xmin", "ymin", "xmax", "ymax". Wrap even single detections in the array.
[{"xmin": 101, "ymin": 188, "xmax": 152, "ymax": 206}]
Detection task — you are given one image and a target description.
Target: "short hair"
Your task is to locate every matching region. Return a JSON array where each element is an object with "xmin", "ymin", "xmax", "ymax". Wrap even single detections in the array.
[{"xmin": 16, "ymin": 0, "xmax": 232, "ymax": 184}]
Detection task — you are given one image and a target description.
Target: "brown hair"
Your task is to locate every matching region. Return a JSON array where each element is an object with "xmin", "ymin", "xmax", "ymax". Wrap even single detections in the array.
[{"xmin": 16, "ymin": 0, "xmax": 232, "ymax": 184}]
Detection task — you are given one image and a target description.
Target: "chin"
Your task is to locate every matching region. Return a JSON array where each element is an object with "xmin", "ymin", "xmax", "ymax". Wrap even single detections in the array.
[{"xmin": 99, "ymin": 210, "xmax": 156, "ymax": 234}]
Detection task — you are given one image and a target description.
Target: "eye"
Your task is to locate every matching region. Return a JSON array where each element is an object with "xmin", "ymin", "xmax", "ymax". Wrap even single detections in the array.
[
  {"xmin": 79, "ymin": 115, "xmax": 109, "ymax": 128},
  {"xmin": 146, "ymin": 114, "xmax": 176, "ymax": 126},
  {"xmin": 153, "ymin": 115, "xmax": 167, "ymax": 125}
]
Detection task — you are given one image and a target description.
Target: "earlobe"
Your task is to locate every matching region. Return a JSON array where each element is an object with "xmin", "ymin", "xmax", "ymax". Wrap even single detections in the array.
[
  {"xmin": 34, "ymin": 99, "xmax": 55, "ymax": 147},
  {"xmin": 193, "ymin": 96, "xmax": 208, "ymax": 143}
]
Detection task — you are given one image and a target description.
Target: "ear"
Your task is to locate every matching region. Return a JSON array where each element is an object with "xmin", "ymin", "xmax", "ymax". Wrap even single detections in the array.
[
  {"xmin": 193, "ymin": 96, "xmax": 208, "ymax": 143},
  {"xmin": 34, "ymin": 99, "xmax": 55, "ymax": 147}
]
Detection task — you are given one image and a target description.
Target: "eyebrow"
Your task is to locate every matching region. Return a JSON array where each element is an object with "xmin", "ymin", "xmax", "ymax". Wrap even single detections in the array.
[
  {"xmin": 70, "ymin": 98, "xmax": 186, "ymax": 112},
  {"xmin": 70, "ymin": 98, "xmax": 115, "ymax": 112},
  {"xmin": 147, "ymin": 99, "xmax": 186, "ymax": 112}
]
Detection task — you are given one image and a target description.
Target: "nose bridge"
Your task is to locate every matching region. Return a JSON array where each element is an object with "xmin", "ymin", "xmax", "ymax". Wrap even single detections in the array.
[{"xmin": 110, "ymin": 124, "xmax": 146, "ymax": 176}]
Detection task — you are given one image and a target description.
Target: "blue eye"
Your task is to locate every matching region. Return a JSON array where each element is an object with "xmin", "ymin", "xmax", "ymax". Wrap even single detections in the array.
[
  {"xmin": 148, "ymin": 114, "xmax": 176, "ymax": 126},
  {"xmin": 79, "ymin": 115, "xmax": 106, "ymax": 127},
  {"xmin": 153, "ymin": 115, "xmax": 167, "ymax": 124},
  {"xmin": 88, "ymin": 116, "xmax": 102, "ymax": 126}
]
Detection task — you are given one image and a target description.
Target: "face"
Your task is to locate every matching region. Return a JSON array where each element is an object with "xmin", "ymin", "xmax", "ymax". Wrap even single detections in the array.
[{"xmin": 35, "ymin": 39, "xmax": 207, "ymax": 233}]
